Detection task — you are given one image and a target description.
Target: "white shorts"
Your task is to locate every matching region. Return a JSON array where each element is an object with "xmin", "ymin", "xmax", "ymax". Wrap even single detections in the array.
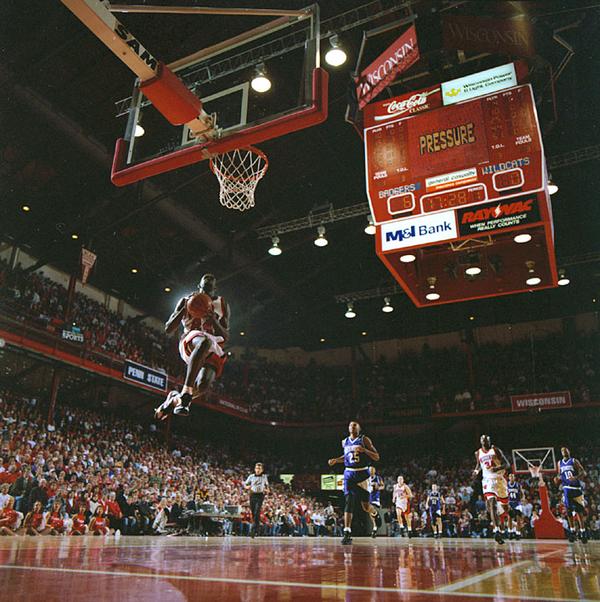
[
  {"xmin": 179, "ymin": 330, "xmax": 225, "ymax": 364},
  {"xmin": 482, "ymin": 477, "xmax": 508, "ymax": 504},
  {"xmin": 395, "ymin": 498, "xmax": 410, "ymax": 514}
]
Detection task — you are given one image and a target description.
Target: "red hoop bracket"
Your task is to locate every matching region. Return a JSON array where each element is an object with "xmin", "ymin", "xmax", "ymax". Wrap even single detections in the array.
[{"xmin": 111, "ymin": 67, "xmax": 328, "ymax": 187}]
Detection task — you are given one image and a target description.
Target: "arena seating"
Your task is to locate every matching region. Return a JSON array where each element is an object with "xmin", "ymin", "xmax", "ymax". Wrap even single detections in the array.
[
  {"xmin": 1, "ymin": 258, "xmax": 599, "ymax": 424},
  {"xmin": 0, "ymin": 390, "xmax": 598, "ymax": 539}
]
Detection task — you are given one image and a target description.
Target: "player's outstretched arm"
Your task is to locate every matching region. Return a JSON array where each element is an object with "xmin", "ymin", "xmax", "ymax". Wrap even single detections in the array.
[
  {"xmin": 472, "ymin": 452, "xmax": 481, "ymax": 477},
  {"xmin": 328, "ymin": 455, "xmax": 344, "ymax": 467},
  {"xmin": 493, "ymin": 447, "xmax": 511, "ymax": 473},
  {"xmin": 165, "ymin": 297, "xmax": 187, "ymax": 334},
  {"xmin": 361, "ymin": 437, "xmax": 380, "ymax": 462}
]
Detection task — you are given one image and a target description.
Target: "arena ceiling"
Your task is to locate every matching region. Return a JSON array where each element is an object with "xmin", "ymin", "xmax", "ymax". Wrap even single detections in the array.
[{"xmin": 1, "ymin": 0, "xmax": 599, "ymax": 349}]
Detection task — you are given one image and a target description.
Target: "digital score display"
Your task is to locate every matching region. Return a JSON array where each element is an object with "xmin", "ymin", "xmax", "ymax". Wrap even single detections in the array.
[
  {"xmin": 422, "ymin": 184, "xmax": 486, "ymax": 213},
  {"xmin": 364, "ymin": 84, "xmax": 544, "ymax": 225}
]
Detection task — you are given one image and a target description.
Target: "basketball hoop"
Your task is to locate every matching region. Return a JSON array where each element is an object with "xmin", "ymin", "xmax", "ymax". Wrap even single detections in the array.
[
  {"xmin": 528, "ymin": 463, "xmax": 546, "ymax": 485},
  {"xmin": 209, "ymin": 146, "xmax": 268, "ymax": 211}
]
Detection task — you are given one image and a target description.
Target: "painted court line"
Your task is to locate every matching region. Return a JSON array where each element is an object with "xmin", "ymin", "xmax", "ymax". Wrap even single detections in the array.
[
  {"xmin": 436, "ymin": 549, "xmax": 566, "ymax": 593},
  {"xmin": 0, "ymin": 563, "xmax": 596, "ymax": 602}
]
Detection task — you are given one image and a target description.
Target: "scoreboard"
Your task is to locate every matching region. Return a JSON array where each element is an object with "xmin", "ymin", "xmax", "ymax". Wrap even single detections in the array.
[{"xmin": 364, "ymin": 84, "xmax": 545, "ymax": 225}]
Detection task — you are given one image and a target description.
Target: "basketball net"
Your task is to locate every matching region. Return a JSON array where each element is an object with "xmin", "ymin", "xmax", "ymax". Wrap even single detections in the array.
[
  {"xmin": 209, "ymin": 146, "xmax": 268, "ymax": 211},
  {"xmin": 528, "ymin": 463, "xmax": 545, "ymax": 485}
]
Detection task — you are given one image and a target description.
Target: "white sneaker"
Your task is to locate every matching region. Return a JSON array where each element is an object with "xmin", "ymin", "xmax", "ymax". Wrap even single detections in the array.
[
  {"xmin": 154, "ymin": 391, "xmax": 179, "ymax": 420},
  {"xmin": 115, "ymin": 529, "xmax": 121, "ymax": 538}
]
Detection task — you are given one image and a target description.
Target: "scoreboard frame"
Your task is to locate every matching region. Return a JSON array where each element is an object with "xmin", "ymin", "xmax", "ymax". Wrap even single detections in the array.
[{"xmin": 364, "ymin": 83, "xmax": 546, "ymax": 225}]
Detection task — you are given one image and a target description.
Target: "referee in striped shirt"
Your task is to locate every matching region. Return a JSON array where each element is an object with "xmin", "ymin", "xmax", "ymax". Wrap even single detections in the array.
[{"xmin": 244, "ymin": 463, "xmax": 269, "ymax": 538}]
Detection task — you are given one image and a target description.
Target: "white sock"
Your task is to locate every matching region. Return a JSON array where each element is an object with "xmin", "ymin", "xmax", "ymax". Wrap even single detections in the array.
[{"xmin": 344, "ymin": 527, "xmax": 351, "ymax": 533}]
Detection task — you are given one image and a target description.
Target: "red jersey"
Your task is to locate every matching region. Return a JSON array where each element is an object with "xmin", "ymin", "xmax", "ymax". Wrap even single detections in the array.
[
  {"xmin": 72, "ymin": 514, "xmax": 87, "ymax": 532},
  {"xmin": 0, "ymin": 508, "xmax": 18, "ymax": 528},
  {"xmin": 48, "ymin": 512, "xmax": 64, "ymax": 531},
  {"xmin": 30, "ymin": 512, "xmax": 43, "ymax": 530}
]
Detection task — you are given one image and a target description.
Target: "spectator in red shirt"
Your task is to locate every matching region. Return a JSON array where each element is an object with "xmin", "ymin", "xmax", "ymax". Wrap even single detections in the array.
[{"xmin": 0, "ymin": 496, "xmax": 20, "ymax": 535}]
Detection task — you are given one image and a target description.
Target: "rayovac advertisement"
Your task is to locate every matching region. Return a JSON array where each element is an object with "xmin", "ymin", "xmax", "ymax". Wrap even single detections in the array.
[
  {"xmin": 364, "ymin": 83, "xmax": 544, "ymax": 225},
  {"xmin": 457, "ymin": 194, "xmax": 541, "ymax": 236}
]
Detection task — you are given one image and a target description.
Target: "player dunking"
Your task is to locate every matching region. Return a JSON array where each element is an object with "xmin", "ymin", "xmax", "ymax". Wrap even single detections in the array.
[
  {"xmin": 556, "ymin": 446, "xmax": 588, "ymax": 543},
  {"xmin": 393, "ymin": 476, "xmax": 413, "ymax": 538},
  {"xmin": 426, "ymin": 484, "xmax": 445, "ymax": 539},
  {"xmin": 155, "ymin": 273, "xmax": 229, "ymax": 419},
  {"xmin": 328, "ymin": 421, "xmax": 380, "ymax": 545},
  {"xmin": 473, "ymin": 434, "xmax": 510, "ymax": 544}
]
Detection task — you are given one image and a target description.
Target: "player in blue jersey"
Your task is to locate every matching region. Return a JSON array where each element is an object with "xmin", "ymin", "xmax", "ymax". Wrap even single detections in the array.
[
  {"xmin": 328, "ymin": 421, "xmax": 380, "ymax": 545},
  {"xmin": 556, "ymin": 446, "xmax": 588, "ymax": 543},
  {"xmin": 506, "ymin": 474, "xmax": 525, "ymax": 540},
  {"xmin": 368, "ymin": 467, "xmax": 384, "ymax": 539},
  {"xmin": 426, "ymin": 484, "xmax": 445, "ymax": 539}
]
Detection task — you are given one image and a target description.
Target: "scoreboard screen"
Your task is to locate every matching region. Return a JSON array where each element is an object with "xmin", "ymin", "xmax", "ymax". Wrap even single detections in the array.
[{"xmin": 364, "ymin": 84, "xmax": 544, "ymax": 225}]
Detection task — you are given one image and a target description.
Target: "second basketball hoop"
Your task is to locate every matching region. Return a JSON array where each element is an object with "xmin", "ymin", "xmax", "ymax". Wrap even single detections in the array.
[{"xmin": 209, "ymin": 146, "xmax": 268, "ymax": 211}]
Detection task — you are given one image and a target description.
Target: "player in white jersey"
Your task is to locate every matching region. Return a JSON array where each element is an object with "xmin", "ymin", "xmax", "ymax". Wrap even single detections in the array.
[
  {"xmin": 393, "ymin": 476, "xmax": 414, "ymax": 538},
  {"xmin": 472, "ymin": 434, "xmax": 510, "ymax": 544},
  {"xmin": 155, "ymin": 273, "xmax": 230, "ymax": 419}
]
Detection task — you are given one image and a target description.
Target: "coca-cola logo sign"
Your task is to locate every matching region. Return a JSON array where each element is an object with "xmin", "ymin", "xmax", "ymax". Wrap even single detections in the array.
[
  {"xmin": 374, "ymin": 88, "xmax": 441, "ymax": 121},
  {"xmin": 363, "ymin": 85, "xmax": 443, "ymax": 128}
]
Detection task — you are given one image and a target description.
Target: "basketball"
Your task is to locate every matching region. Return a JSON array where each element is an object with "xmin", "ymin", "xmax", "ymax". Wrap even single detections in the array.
[{"xmin": 186, "ymin": 292, "xmax": 213, "ymax": 319}]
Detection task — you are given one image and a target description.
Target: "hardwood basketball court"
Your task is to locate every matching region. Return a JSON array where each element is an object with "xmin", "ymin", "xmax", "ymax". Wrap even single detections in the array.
[{"xmin": 0, "ymin": 536, "xmax": 597, "ymax": 601}]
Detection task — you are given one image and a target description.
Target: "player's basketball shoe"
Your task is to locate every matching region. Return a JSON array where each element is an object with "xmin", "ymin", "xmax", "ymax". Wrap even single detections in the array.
[
  {"xmin": 567, "ymin": 530, "xmax": 576, "ymax": 543},
  {"xmin": 154, "ymin": 390, "xmax": 179, "ymax": 421},
  {"xmin": 494, "ymin": 530, "xmax": 505, "ymax": 544},
  {"xmin": 173, "ymin": 393, "xmax": 192, "ymax": 416},
  {"xmin": 580, "ymin": 530, "xmax": 588, "ymax": 544},
  {"xmin": 341, "ymin": 531, "xmax": 352, "ymax": 545}
]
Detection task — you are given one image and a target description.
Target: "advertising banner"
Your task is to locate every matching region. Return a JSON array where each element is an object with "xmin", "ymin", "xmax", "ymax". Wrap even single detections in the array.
[
  {"xmin": 457, "ymin": 194, "xmax": 541, "ymax": 236},
  {"xmin": 510, "ymin": 391, "xmax": 572, "ymax": 412},
  {"xmin": 380, "ymin": 210, "xmax": 457, "ymax": 252},
  {"xmin": 363, "ymin": 85, "xmax": 442, "ymax": 128},
  {"xmin": 365, "ymin": 84, "xmax": 543, "ymax": 224},
  {"xmin": 356, "ymin": 24, "xmax": 419, "ymax": 109},
  {"xmin": 442, "ymin": 15, "xmax": 536, "ymax": 57},
  {"xmin": 441, "ymin": 63, "xmax": 517, "ymax": 106},
  {"xmin": 80, "ymin": 248, "xmax": 97, "ymax": 285},
  {"xmin": 123, "ymin": 360, "xmax": 168, "ymax": 392},
  {"xmin": 61, "ymin": 329, "xmax": 84, "ymax": 343}
]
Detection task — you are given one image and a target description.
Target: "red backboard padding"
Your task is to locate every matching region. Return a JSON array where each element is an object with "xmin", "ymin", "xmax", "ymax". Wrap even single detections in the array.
[{"xmin": 140, "ymin": 62, "xmax": 203, "ymax": 126}]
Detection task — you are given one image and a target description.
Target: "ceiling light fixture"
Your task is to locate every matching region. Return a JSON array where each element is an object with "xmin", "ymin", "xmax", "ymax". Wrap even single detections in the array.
[
  {"xmin": 364, "ymin": 215, "xmax": 376, "ymax": 235},
  {"xmin": 548, "ymin": 173, "xmax": 558, "ymax": 195},
  {"xmin": 557, "ymin": 269, "xmax": 570, "ymax": 286},
  {"xmin": 164, "ymin": 287, "xmax": 171, "ymax": 293},
  {"xmin": 465, "ymin": 266, "xmax": 482, "ymax": 276},
  {"xmin": 514, "ymin": 233, "xmax": 532, "ymax": 244},
  {"xmin": 314, "ymin": 225, "xmax": 328, "ymax": 247},
  {"xmin": 425, "ymin": 276, "xmax": 440, "ymax": 301},
  {"xmin": 134, "ymin": 124, "xmax": 145, "ymax": 138},
  {"xmin": 268, "ymin": 235, "xmax": 282, "ymax": 256},
  {"xmin": 71, "ymin": 233, "xmax": 79, "ymax": 240},
  {"xmin": 131, "ymin": 268, "xmax": 138, "ymax": 274},
  {"xmin": 344, "ymin": 302, "xmax": 356, "ymax": 319},
  {"xmin": 325, "ymin": 34, "xmax": 347, "ymax": 67},
  {"xmin": 400, "ymin": 254, "xmax": 416, "ymax": 263},
  {"xmin": 382, "ymin": 296, "xmax": 394, "ymax": 313},
  {"xmin": 21, "ymin": 205, "xmax": 30, "ymax": 212},
  {"xmin": 525, "ymin": 260, "xmax": 541, "ymax": 286},
  {"xmin": 251, "ymin": 63, "xmax": 271, "ymax": 93}
]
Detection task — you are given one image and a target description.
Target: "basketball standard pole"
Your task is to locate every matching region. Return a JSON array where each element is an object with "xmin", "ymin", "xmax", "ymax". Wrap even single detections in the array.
[{"xmin": 60, "ymin": 0, "xmax": 215, "ymax": 139}]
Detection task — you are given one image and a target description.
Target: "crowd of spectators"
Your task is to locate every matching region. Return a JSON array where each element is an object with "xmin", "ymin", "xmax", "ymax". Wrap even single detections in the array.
[
  {"xmin": 0, "ymin": 390, "xmax": 337, "ymax": 538},
  {"xmin": 1, "ymin": 256, "xmax": 599, "ymax": 424},
  {"xmin": 0, "ymin": 388, "xmax": 598, "ymax": 540}
]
